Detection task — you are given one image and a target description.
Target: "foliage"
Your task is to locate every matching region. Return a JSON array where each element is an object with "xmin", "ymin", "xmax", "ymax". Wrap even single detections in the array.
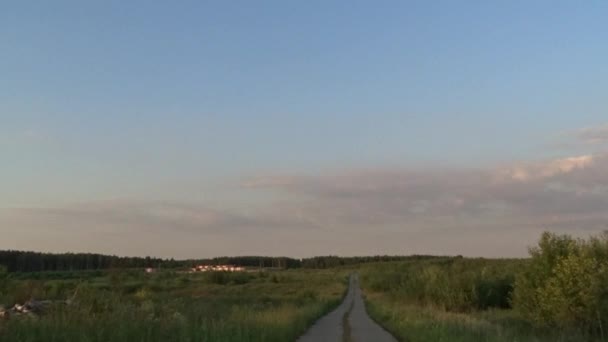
[
  {"xmin": 0, "ymin": 250, "xmax": 302, "ymax": 273},
  {"xmin": 512, "ymin": 231, "xmax": 608, "ymax": 330},
  {"xmin": 360, "ymin": 231, "xmax": 608, "ymax": 341},
  {"xmin": 0, "ymin": 250, "xmax": 172, "ymax": 273},
  {"xmin": 0, "ymin": 250, "xmax": 447, "ymax": 274},
  {"xmin": 5, "ymin": 231, "xmax": 608, "ymax": 341},
  {"xmin": 361, "ymin": 257, "xmax": 521, "ymax": 312}
]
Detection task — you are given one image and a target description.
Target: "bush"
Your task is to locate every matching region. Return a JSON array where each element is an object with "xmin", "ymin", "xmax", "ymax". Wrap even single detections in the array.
[
  {"xmin": 474, "ymin": 277, "xmax": 513, "ymax": 309},
  {"xmin": 512, "ymin": 231, "xmax": 608, "ymax": 330}
]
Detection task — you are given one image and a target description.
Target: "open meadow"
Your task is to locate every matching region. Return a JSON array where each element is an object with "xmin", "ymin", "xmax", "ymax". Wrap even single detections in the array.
[
  {"xmin": 2, "ymin": 231, "xmax": 607, "ymax": 342},
  {"xmin": 0, "ymin": 268, "xmax": 347, "ymax": 342}
]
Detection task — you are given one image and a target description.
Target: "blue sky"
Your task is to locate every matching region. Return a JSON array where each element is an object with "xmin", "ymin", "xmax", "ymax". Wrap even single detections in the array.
[{"xmin": 1, "ymin": 1, "xmax": 608, "ymax": 257}]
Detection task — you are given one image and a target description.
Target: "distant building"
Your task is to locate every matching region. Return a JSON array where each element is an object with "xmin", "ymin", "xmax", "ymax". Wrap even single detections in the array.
[{"xmin": 191, "ymin": 264, "xmax": 245, "ymax": 272}]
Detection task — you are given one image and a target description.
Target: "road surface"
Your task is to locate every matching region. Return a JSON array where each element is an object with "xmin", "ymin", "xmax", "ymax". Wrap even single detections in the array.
[{"xmin": 297, "ymin": 274, "xmax": 397, "ymax": 342}]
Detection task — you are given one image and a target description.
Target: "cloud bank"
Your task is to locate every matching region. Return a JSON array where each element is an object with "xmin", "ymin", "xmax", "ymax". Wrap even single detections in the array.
[
  {"xmin": 243, "ymin": 153, "xmax": 608, "ymax": 240},
  {"xmin": 3, "ymin": 151, "xmax": 608, "ymax": 258}
]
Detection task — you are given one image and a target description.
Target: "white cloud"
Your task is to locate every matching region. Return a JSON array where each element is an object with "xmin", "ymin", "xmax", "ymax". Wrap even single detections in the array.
[
  {"xmin": 243, "ymin": 153, "xmax": 608, "ymax": 233},
  {"xmin": 494, "ymin": 155, "xmax": 594, "ymax": 182}
]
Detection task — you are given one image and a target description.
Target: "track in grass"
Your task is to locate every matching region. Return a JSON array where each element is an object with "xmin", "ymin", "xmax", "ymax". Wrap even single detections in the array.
[{"xmin": 297, "ymin": 274, "xmax": 397, "ymax": 342}]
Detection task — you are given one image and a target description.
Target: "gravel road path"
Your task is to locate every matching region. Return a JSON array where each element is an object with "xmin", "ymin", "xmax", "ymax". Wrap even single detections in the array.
[{"xmin": 297, "ymin": 274, "xmax": 397, "ymax": 342}]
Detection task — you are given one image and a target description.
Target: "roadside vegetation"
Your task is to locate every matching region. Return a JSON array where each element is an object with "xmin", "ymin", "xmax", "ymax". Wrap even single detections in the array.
[
  {"xmin": 0, "ymin": 268, "xmax": 347, "ymax": 342},
  {"xmin": 3, "ymin": 231, "xmax": 607, "ymax": 341},
  {"xmin": 360, "ymin": 231, "xmax": 608, "ymax": 341}
]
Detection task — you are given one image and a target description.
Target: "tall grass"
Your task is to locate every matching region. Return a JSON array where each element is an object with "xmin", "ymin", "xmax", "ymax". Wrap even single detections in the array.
[
  {"xmin": 364, "ymin": 291, "xmax": 599, "ymax": 342},
  {"xmin": 0, "ymin": 269, "xmax": 348, "ymax": 342}
]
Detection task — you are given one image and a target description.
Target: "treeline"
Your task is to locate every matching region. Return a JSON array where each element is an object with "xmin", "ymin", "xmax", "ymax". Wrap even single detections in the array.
[
  {"xmin": 0, "ymin": 250, "xmax": 442, "ymax": 273},
  {"xmin": 0, "ymin": 251, "xmax": 179, "ymax": 273},
  {"xmin": 195, "ymin": 256, "xmax": 301, "ymax": 269},
  {"xmin": 301, "ymin": 255, "xmax": 442, "ymax": 268},
  {"xmin": 0, "ymin": 251, "xmax": 303, "ymax": 273}
]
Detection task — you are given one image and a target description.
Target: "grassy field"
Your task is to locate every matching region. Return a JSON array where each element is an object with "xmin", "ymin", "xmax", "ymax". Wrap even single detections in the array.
[
  {"xmin": 0, "ymin": 269, "xmax": 348, "ymax": 342},
  {"xmin": 2, "ymin": 232, "xmax": 606, "ymax": 342},
  {"xmin": 363, "ymin": 288, "xmax": 599, "ymax": 342}
]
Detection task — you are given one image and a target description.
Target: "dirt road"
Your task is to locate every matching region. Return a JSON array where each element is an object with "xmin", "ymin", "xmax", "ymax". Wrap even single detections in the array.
[{"xmin": 297, "ymin": 274, "xmax": 397, "ymax": 342}]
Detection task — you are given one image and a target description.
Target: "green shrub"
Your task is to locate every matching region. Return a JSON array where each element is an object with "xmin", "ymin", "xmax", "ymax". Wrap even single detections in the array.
[
  {"xmin": 513, "ymin": 231, "xmax": 608, "ymax": 331},
  {"xmin": 474, "ymin": 276, "xmax": 513, "ymax": 309}
]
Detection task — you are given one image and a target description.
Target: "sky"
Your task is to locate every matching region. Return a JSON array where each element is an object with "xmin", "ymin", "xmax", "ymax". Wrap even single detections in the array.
[{"xmin": 1, "ymin": 1, "xmax": 608, "ymax": 258}]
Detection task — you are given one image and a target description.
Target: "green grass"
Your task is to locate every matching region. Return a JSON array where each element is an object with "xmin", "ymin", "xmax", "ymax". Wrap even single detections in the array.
[
  {"xmin": 363, "ymin": 291, "xmax": 602, "ymax": 342},
  {"xmin": 0, "ymin": 269, "xmax": 348, "ymax": 342}
]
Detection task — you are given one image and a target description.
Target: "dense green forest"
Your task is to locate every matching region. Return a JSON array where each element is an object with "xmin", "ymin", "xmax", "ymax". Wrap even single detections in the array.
[
  {"xmin": 0, "ymin": 250, "xmax": 437, "ymax": 273},
  {"xmin": 0, "ymin": 251, "xmax": 170, "ymax": 272},
  {"xmin": 0, "ymin": 251, "xmax": 302, "ymax": 273}
]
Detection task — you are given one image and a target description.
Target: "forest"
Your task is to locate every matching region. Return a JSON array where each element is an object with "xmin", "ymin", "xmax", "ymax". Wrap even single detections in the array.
[{"xmin": 0, "ymin": 250, "xmax": 432, "ymax": 273}]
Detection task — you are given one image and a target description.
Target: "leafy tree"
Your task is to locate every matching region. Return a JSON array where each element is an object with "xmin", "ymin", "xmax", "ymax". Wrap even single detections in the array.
[{"xmin": 513, "ymin": 231, "xmax": 608, "ymax": 331}]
